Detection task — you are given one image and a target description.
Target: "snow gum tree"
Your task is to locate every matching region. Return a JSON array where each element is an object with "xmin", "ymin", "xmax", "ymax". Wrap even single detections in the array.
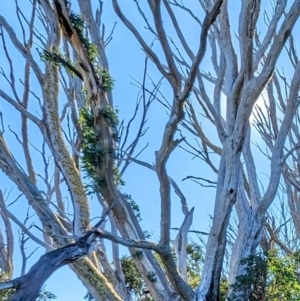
[{"xmin": 0, "ymin": 1, "xmax": 300, "ymax": 301}]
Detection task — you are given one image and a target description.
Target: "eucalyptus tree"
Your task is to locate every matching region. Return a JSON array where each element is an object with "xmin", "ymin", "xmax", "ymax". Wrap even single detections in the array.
[
  {"xmin": 112, "ymin": 0, "xmax": 300, "ymax": 300},
  {"xmin": 0, "ymin": 1, "xmax": 300, "ymax": 301}
]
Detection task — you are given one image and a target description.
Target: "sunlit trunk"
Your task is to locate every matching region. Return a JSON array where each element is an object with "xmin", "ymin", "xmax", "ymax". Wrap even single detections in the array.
[
  {"xmin": 227, "ymin": 211, "xmax": 263, "ymax": 300},
  {"xmin": 196, "ymin": 144, "xmax": 240, "ymax": 300}
]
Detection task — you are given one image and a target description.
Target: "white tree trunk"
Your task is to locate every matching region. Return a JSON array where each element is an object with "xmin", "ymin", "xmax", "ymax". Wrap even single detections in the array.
[{"xmin": 227, "ymin": 212, "xmax": 263, "ymax": 299}]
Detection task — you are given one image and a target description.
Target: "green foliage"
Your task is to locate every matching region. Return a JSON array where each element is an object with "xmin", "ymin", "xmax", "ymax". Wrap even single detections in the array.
[
  {"xmin": 121, "ymin": 255, "xmax": 145, "ymax": 298},
  {"xmin": 101, "ymin": 70, "xmax": 115, "ymax": 92},
  {"xmin": 87, "ymin": 44, "xmax": 98, "ymax": 63},
  {"xmin": 113, "ymin": 167, "xmax": 125, "ymax": 186},
  {"xmin": 120, "ymin": 243, "xmax": 203, "ymax": 299},
  {"xmin": 83, "ymin": 292, "xmax": 95, "ymax": 301},
  {"xmin": 69, "ymin": 12, "xmax": 98, "ymax": 63},
  {"xmin": 143, "ymin": 230, "xmax": 153, "ymax": 239},
  {"xmin": 98, "ymin": 106, "xmax": 119, "ymax": 127},
  {"xmin": 69, "ymin": 10, "xmax": 117, "ymax": 95},
  {"xmin": 40, "ymin": 50, "xmax": 60, "ymax": 66},
  {"xmin": 266, "ymin": 250, "xmax": 300, "ymax": 300},
  {"xmin": 69, "ymin": 11, "xmax": 116, "ymax": 92},
  {"xmin": 229, "ymin": 250, "xmax": 300, "ymax": 301},
  {"xmin": 230, "ymin": 253, "xmax": 268, "ymax": 301},
  {"xmin": 41, "ymin": 10, "xmax": 115, "ymax": 93},
  {"xmin": 79, "ymin": 107, "xmax": 106, "ymax": 192},
  {"xmin": 147, "ymin": 271, "xmax": 157, "ymax": 283},
  {"xmin": 0, "ymin": 273, "xmax": 14, "ymax": 301},
  {"xmin": 132, "ymin": 250, "xmax": 144, "ymax": 260},
  {"xmin": 79, "ymin": 106, "xmax": 123, "ymax": 192},
  {"xmin": 186, "ymin": 243, "xmax": 203, "ymax": 289},
  {"xmin": 37, "ymin": 290, "xmax": 57, "ymax": 301},
  {"xmin": 93, "ymin": 65, "xmax": 116, "ymax": 93},
  {"xmin": 219, "ymin": 278, "xmax": 229, "ymax": 301},
  {"xmin": 123, "ymin": 194, "xmax": 141, "ymax": 221},
  {"xmin": 118, "ymin": 246, "xmax": 300, "ymax": 301},
  {"xmin": 41, "ymin": 10, "xmax": 120, "ymax": 197},
  {"xmin": 40, "ymin": 50, "xmax": 74, "ymax": 72}
]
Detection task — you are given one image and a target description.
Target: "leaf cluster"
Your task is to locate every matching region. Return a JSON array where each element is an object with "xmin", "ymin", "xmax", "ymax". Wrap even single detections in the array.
[
  {"xmin": 40, "ymin": 50, "xmax": 61, "ymax": 66},
  {"xmin": 0, "ymin": 275, "xmax": 14, "ymax": 301},
  {"xmin": 98, "ymin": 105, "xmax": 119, "ymax": 128},
  {"xmin": 123, "ymin": 193, "xmax": 141, "ymax": 221},
  {"xmin": 69, "ymin": 12, "xmax": 98, "ymax": 62},
  {"xmin": 79, "ymin": 107, "xmax": 107, "ymax": 192},
  {"xmin": 69, "ymin": 12, "xmax": 116, "ymax": 92},
  {"xmin": 101, "ymin": 70, "xmax": 115, "ymax": 92},
  {"xmin": 147, "ymin": 271, "xmax": 157, "ymax": 283},
  {"xmin": 79, "ymin": 106, "xmax": 124, "ymax": 192},
  {"xmin": 121, "ymin": 255, "xmax": 147, "ymax": 299},
  {"xmin": 120, "ymin": 243, "xmax": 203, "ymax": 299},
  {"xmin": 42, "ymin": 11, "xmax": 120, "ymax": 196},
  {"xmin": 229, "ymin": 250, "xmax": 300, "ymax": 301},
  {"xmin": 186, "ymin": 243, "xmax": 202, "ymax": 289}
]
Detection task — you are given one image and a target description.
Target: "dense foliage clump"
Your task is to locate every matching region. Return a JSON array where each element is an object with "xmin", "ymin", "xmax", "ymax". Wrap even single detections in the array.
[{"xmin": 230, "ymin": 250, "xmax": 300, "ymax": 301}]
